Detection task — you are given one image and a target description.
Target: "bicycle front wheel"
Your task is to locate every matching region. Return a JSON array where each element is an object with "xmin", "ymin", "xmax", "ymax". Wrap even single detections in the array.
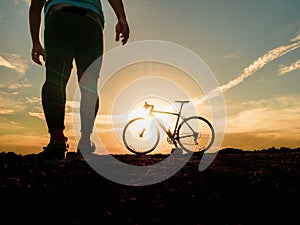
[
  {"xmin": 177, "ymin": 116, "xmax": 215, "ymax": 153},
  {"xmin": 122, "ymin": 117, "xmax": 160, "ymax": 155}
]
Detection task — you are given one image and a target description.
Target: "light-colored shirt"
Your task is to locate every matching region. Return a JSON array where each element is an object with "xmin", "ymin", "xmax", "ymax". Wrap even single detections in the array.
[{"xmin": 44, "ymin": 0, "xmax": 105, "ymax": 27}]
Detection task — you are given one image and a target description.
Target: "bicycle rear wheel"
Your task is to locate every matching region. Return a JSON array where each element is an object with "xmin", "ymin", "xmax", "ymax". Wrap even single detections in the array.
[
  {"xmin": 177, "ymin": 116, "xmax": 214, "ymax": 153},
  {"xmin": 122, "ymin": 117, "xmax": 160, "ymax": 155}
]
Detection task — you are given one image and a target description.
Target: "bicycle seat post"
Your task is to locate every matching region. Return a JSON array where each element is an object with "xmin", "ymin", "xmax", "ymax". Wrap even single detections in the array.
[{"xmin": 175, "ymin": 100, "xmax": 189, "ymax": 115}]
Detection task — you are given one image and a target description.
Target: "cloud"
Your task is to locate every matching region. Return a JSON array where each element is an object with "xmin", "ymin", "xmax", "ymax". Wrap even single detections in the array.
[
  {"xmin": 291, "ymin": 30, "xmax": 300, "ymax": 42},
  {"xmin": 0, "ymin": 96, "xmax": 26, "ymax": 115},
  {"xmin": 25, "ymin": 97, "xmax": 41, "ymax": 104},
  {"xmin": 193, "ymin": 32, "xmax": 300, "ymax": 105},
  {"xmin": 6, "ymin": 83, "xmax": 32, "ymax": 89},
  {"xmin": 0, "ymin": 78, "xmax": 32, "ymax": 90},
  {"xmin": 0, "ymin": 109, "xmax": 15, "ymax": 115},
  {"xmin": 220, "ymin": 41, "xmax": 300, "ymax": 93},
  {"xmin": 0, "ymin": 56, "xmax": 15, "ymax": 69},
  {"xmin": 0, "ymin": 55, "xmax": 31, "ymax": 91},
  {"xmin": 0, "ymin": 54, "xmax": 28, "ymax": 75},
  {"xmin": 220, "ymin": 50, "xmax": 240, "ymax": 60},
  {"xmin": 278, "ymin": 59, "xmax": 300, "ymax": 76},
  {"xmin": 28, "ymin": 112, "xmax": 45, "ymax": 120},
  {"xmin": 225, "ymin": 95, "xmax": 300, "ymax": 139}
]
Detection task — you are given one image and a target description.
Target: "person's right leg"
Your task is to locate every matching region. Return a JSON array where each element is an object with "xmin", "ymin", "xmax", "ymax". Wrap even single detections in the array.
[{"xmin": 42, "ymin": 11, "xmax": 75, "ymax": 158}]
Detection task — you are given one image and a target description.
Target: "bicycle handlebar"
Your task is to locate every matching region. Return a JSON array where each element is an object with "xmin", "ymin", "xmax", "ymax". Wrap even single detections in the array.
[{"xmin": 143, "ymin": 101, "xmax": 154, "ymax": 109}]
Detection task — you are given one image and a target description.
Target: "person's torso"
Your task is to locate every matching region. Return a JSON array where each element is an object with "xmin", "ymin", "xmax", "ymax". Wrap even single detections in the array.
[{"xmin": 44, "ymin": 0, "xmax": 105, "ymax": 26}]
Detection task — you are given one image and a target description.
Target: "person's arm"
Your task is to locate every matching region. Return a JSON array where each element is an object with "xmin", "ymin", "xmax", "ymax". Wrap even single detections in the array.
[
  {"xmin": 108, "ymin": 0, "xmax": 130, "ymax": 45},
  {"xmin": 29, "ymin": 0, "xmax": 46, "ymax": 65}
]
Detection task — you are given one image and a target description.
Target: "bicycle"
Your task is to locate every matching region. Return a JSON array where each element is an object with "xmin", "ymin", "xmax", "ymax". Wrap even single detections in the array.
[{"xmin": 122, "ymin": 100, "xmax": 215, "ymax": 155}]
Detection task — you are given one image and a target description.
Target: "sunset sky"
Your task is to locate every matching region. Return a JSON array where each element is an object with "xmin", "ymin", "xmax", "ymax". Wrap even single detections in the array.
[{"xmin": 0, "ymin": 0, "xmax": 300, "ymax": 155}]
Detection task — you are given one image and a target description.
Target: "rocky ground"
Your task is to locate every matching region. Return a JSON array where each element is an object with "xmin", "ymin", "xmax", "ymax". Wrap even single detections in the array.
[{"xmin": 0, "ymin": 149, "xmax": 299, "ymax": 225}]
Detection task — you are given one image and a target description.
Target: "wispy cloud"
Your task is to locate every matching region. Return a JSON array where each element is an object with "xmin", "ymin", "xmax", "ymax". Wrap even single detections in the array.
[
  {"xmin": 28, "ymin": 112, "xmax": 45, "ymax": 120},
  {"xmin": 220, "ymin": 41, "xmax": 300, "ymax": 92},
  {"xmin": 291, "ymin": 30, "xmax": 300, "ymax": 42},
  {"xmin": 0, "ymin": 109, "xmax": 15, "ymax": 115},
  {"xmin": 220, "ymin": 50, "xmax": 240, "ymax": 60},
  {"xmin": 0, "ymin": 76, "xmax": 32, "ymax": 90},
  {"xmin": 0, "ymin": 54, "xmax": 28, "ymax": 75},
  {"xmin": 0, "ymin": 56, "xmax": 15, "ymax": 69},
  {"xmin": 6, "ymin": 83, "xmax": 32, "ymax": 89},
  {"xmin": 0, "ymin": 96, "xmax": 26, "ymax": 115},
  {"xmin": 278, "ymin": 59, "xmax": 300, "ymax": 76},
  {"xmin": 194, "ymin": 31, "xmax": 300, "ymax": 105},
  {"xmin": 25, "ymin": 97, "xmax": 41, "ymax": 104}
]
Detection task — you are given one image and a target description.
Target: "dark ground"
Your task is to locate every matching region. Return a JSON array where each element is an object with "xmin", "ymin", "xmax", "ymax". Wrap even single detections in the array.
[{"xmin": 0, "ymin": 148, "xmax": 299, "ymax": 225}]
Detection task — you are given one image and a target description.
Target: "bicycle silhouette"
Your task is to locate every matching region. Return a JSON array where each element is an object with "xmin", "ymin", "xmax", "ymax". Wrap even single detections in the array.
[{"xmin": 122, "ymin": 100, "xmax": 215, "ymax": 155}]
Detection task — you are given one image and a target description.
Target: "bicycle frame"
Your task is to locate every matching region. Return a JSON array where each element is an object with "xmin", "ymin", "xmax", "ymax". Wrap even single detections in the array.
[{"xmin": 144, "ymin": 101, "xmax": 188, "ymax": 147}]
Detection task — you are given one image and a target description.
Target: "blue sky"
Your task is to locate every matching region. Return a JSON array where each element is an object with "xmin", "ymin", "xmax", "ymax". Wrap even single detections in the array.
[{"xmin": 0, "ymin": 0, "xmax": 300, "ymax": 154}]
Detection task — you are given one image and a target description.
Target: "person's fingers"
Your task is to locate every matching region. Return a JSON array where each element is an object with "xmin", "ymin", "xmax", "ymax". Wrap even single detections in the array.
[
  {"xmin": 40, "ymin": 49, "xmax": 46, "ymax": 62},
  {"xmin": 115, "ymin": 21, "xmax": 129, "ymax": 45},
  {"xmin": 121, "ymin": 33, "xmax": 129, "ymax": 45},
  {"xmin": 120, "ymin": 28, "xmax": 129, "ymax": 45},
  {"xmin": 31, "ymin": 52, "xmax": 40, "ymax": 65},
  {"xmin": 31, "ymin": 48, "xmax": 44, "ymax": 66}
]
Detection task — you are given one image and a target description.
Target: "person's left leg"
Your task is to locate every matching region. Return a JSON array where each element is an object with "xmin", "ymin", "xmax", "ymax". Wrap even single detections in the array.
[{"xmin": 74, "ymin": 15, "xmax": 104, "ymax": 153}]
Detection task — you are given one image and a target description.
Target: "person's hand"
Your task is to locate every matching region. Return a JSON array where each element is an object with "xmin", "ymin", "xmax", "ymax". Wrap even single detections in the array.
[
  {"xmin": 31, "ymin": 42, "xmax": 45, "ymax": 66},
  {"xmin": 115, "ymin": 19, "xmax": 130, "ymax": 45}
]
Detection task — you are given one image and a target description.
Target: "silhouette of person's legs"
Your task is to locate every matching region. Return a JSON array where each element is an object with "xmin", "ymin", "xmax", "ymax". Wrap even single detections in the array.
[{"xmin": 43, "ymin": 10, "xmax": 103, "ymax": 154}]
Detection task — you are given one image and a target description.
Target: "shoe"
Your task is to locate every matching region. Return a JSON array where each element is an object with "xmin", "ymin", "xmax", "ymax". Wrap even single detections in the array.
[
  {"xmin": 77, "ymin": 140, "xmax": 96, "ymax": 157},
  {"xmin": 40, "ymin": 139, "xmax": 69, "ymax": 160}
]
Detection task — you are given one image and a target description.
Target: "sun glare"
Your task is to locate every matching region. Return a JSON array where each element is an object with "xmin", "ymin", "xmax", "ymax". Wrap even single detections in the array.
[{"xmin": 94, "ymin": 61, "xmax": 207, "ymax": 154}]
